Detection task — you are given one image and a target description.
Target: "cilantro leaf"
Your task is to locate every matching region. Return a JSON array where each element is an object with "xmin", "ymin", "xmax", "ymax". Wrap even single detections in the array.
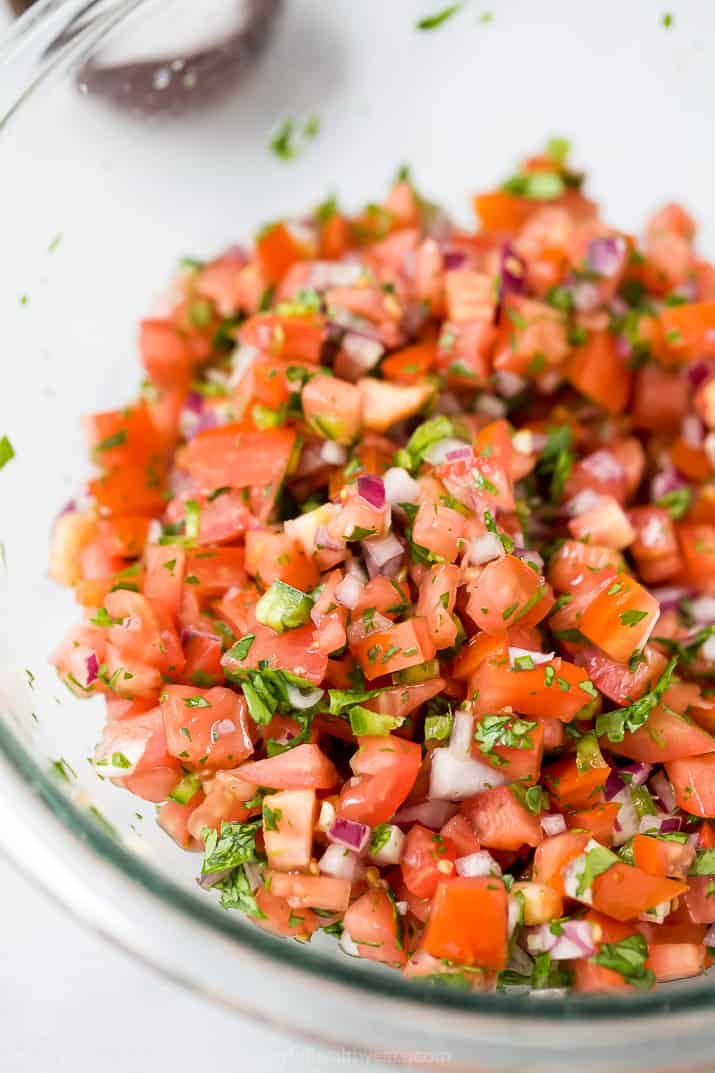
[{"xmin": 595, "ymin": 655, "xmax": 678, "ymax": 743}]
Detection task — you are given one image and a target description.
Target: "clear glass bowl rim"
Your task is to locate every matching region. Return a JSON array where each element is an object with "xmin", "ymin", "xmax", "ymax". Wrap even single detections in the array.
[{"xmin": 2, "ymin": 0, "xmax": 715, "ymax": 1040}]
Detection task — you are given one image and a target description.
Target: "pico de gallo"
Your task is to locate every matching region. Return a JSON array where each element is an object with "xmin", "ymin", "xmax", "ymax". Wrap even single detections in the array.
[{"xmin": 49, "ymin": 141, "xmax": 715, "ymax": 994}]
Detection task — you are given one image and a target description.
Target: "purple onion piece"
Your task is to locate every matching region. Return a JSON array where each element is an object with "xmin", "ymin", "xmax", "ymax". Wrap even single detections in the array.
[
  {"xmin": 445, "ymin": 446, "xmax": 474, "ymax": 463},
  {"xmin": 328, "ymin": 817, "xmax": 370, "ymax": 854},
  {"xmin": 314, "ymin": 525, "xmax": 344, "ymax": 552},
  {"xmin": 496, "ymin": 242, "xmax": 527, "ymax": 319},
  {"xmin": 197, "ymin": 868, "xmax": 233, "ymax": 890},
  {"xmin": 620, "ymin": 762, "xmax": 652, "ymax": 787},
  {"xmin": 443, "ymin": 249, "xmax": 468, "ymax": 271},
  {"xmin": 688, "ymin": 359, "xmax": 714, "ymax": 389},
  {"xmin": 650, "ymin": 465, "xmax": 688, "ymax": 503},
  {"xmin": 604, "ymin": 769, "xmax": 625, "ymax": 801},
  {"xmin": 86, "ymin": 652, "xmax": 99, "ymax": 686},
  {"xmin": 357, "ymin": 474, "xmax": 386, "ymax": 511},
  {"xmin": 659, "ymin": 816, "xmax": 683, "ymax": 834},
  {"xmin": 586, "ymin": 236, "xmax": 627, "ymax": 279},
  {"xmin": 185, "ymin": 391, "xmax": 205, "ymax": 414}
]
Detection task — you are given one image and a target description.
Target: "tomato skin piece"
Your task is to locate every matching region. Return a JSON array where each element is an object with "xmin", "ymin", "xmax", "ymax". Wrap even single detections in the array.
[
  {"xmin": 244, "ymin": 530, "xmax": 320, "ymax": 591},
  {"xmin": 575, "ymin": 644, "xmax": 666, "ymax": 707},
  {"xmin": 646, "ymin": 943, "xmax": 709, "ymax": 983},
  {"xmin": 344, "ymin": 889, "xmax": 408, "ymax": 967},
  {"xmin": 222, "ymin": 618, "xmax": 327, "ymax": 684},
  {"xmin": 460, "ymin": 785, "xmax": 542, "ymax": 852},
  {"xmin": 683, "ymin": 876, "xmax": 715, "ymax": 924},
  {"xmin": 161, "ymin": 685, "xmax": 254, "ymax": 771},
  {"xmin": 465, "ymin": 555, "xmax": 553, "ymax": 635},
  {"xmin": 667, "ymin": 755, "xmax": 715, "ymax": 818},
  {"xmin": 591, "ymin": 862, "xmax": 687, "ymax": 922},
  {"xmin": 261, "ymin": 789, "xmax": 316, "ymax": 871},
  {"xmin": 543, "ymin": 752, "xmax": 610, "ymax": 811},
  {"xmin": 183, "ymin": 425, "xmax": 297, "ymax": 492},
  {"xmin": 423, "ymin": 877, "xmax": 508, "ymax": 970},
  {"xmin": 238, "ymin": 743, "xmax": 338, "ymax": 790},
  {"xmin": 337, "ymin": 735, "xmax": 421, "ymax": 827},
  {"xmin": 158, "ymin": 796, "xmax": 204, "ymax": 848},
  {"xmin": 632, "ymin": 833, "xmax": 695, "ymax": 879},
  {"xmin": 564, "ymin": 331, "xmax": 632, "ymax": 415},
  {"xmin": 354, "ymin": 617, "xmax": 436, "ymax": 681},
  {"xmin": 470, "ymin": 649, "xmax": 593, "ymax": 722},
  {"xmin": 565, "ymin": 803, "xmax": 619, "ymax": 845},
  {"xmin": 532, "ymin": 830, "xmax": 591, "ymax": 895},
  {"xmin": 401, "ymin": 825, "xmax": 458, "ymax": 899},
  {"xmin": 580, "ymin": 572, "xmax": 660, "ymax": 662},
  {"xmin": 603, "ymin": 705, "xmax": 715, "ymax": 764},
  {"xmin": 144, "ymin": 544, "xmax": 186, "ymax": 619}
]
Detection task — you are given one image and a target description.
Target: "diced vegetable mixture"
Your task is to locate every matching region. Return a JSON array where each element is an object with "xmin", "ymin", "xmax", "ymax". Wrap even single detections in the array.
[{"xmin": 50, "ymin": 142, "xmax": 715, "ymax": 994}]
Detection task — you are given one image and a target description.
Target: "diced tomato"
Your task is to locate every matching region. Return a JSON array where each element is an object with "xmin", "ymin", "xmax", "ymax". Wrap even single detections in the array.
[
  {"xmin": 144, "ymin": 544, "xmax": 186, "ymax": 618},
  {"xmin": 337, "ymin": 735, "xmax": 421, "ymax": 826},
  {"xmin": 532, "ymin": 830, "xmax": 591, "ymax": 895},
  {"xmin": 423, "ymin": 877, "xmax": 508, "ymax": 969},
  {"xmin": 354, "ymin": 618, "xmax": 436, "ymax": 681},
  {"xmin": 161, "ymin": 685, "xmax": 253, "ymax": 770},
  {"xmin": 667, "ymin": 755, "xmax": 715, "ymax": 818},
  {"xmin": 182, "ymin": 425, "xmax": 296, "ymax": 494},
  {"xmin": 412, "ymin": 501, "xmax": 465, "ymax": 563},
  {"xmin": 590, "ymin": 862, "xmax": 687, "ymax": 922},
  {"xmin": 580, "ymin": 573, "xmax": 660, "ymax": 662},
  {"xmin": 244, "ymin": 530, "xmax": 319, "ymax": 591},
  {"xmin": 465, "ymin": 556, "xmax": 553, "ymax": 634},
  {"xmin": 647, "ymin": 943, "xmax": 708, "ymax": 983},
  {"xmin": 632, "ymin": 833, "xmax": 695, "ymax": 879},
  {"xmin": 255, "ymin": 222, "xmax": 304, "ymax": 284},
  {"xmin": 401, "ymin": 824, "xmax": 458, "ymax": 899},
  {"xmin": 472, "ymin": 712, "xmax": 544, "ymax": 782},
  {"xmin": 343, "ymin": 889, "xmax": 407, "ymax": 967},
  {"xmin": 89, "ymin": 464, "xmax": 166, "ymax": 517},
  {"xmin": 158, "ymin": 796, "xmax": 204, "ymax": 848},
  {"xmin": 139, "ymin": 319, "xmax": 193, "ymax": 386},
  {"xmin": 253, "ymin": 888, "xmax": 320, "ymax": 939},
  {"xmin": 565, "ymin": 803, "xmax": 619, "ymax": 845},
  {"xmin": 302, "ymin": 374, "xmax": 362, "ymax": 445},
  {"xmin": 382, "ymin": 338, "xmax": 437, "ymax": 383},
  {"xmin": 222, "ymin": 617, "xmax": 327, "ymax": 683},
  {"xmin": 460, "ymin": 785, "xmax": 542, "ymax": 851},
  {"xmin": 564, "ymin": 331, "xmax": 632, "ymax": 415},
  {"xmin": 543, "ymin": 747, "xmax": 610, "ymax": 810},
  {"xmin": 470, "ymin": 648, "xmax": 593, "ymax": 722},
  {"xmin": 440, "ymin": 813, "xmax": 481, "ymax": 858},
  {"xmin": 683, "ymin": 876, "xmax": 715, "ymax": 924},
  {"xmin": 575, "ymin": 644, "xmax": 667, "ymax": 707},
  {"xmin": 237, "ymin": 743, "xmax": 338, "ymax": 790},
  {"xmin": 605, "ymin": 704, "xmax": 715, "ymax": 764}
]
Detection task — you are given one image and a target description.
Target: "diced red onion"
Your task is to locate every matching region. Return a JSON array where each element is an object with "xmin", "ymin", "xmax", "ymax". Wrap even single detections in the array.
[
  {"xmin": 456, "ymin": 849, "xmax": 502, "ymax": 878},
  {"xmin": 361, "ymin": 532, "xmax": 404, "ymax": 579},
  {"xmin": 615, "ymin": 334, "xmax": 632, "ymax": 359},
  {"xmin": 334, "ymin": 573, "xmax": 365, "ymax": 610},
  {"xmin": 197, "ymin": 868, "xmax": 233, "ymax": 890},
  {"xmin": 357, "ymin": 474, "xmax": 386, "ymax": 510},
  {"xmin": 621, "ymin": 762, "xmax": 653, "ymax": 787},
  {"xmin": 318, "ymin": 843, "xmax": 367, "ymax": 882},
  {"xmin": 185, "ymin": 391, "xmax": 204, "ymax": 414},
  {"xmin": 586, "ymin": 236, "xmax": 627, "ymax": 279},
  {"xmin": 394, "ymin": 799, "xmax": 457, "ymax": 829},
  {"xmin": 498, "ymin": 242, "xmax": 527, "ymax": 307},
  {"xmin": 526, "ymin": 920, "xmax": 596, "ymax": 960},
  {"xmin": 541, "ymin": 813, "xmax": 567, "ymax": 836},
  {"xmin": 493, "ymin": 370, "xmax": 526, "ymax": 399},
  {"xmin": 651, "ymin": 585, "xmax": 694, "ymax": 612},
  {"xmin": 328, "ymin": 817, "xmax": 370, "ymax": 854},
  {"xmin": 604, "ymin": 769, "xmax": 625, "ymax": 801},
  {"xmin": 688, "ymin": 359, "xmax": 714, "ymax": 389},
  {"xmin": 650, "ymin": 466, "xmax": 688, "ymax": 502},
  {"xmin": 286, "ymin": 683, "xmax": 324, "ymax": 710},
  {"xmin": 570, "ymin": 279, "xmax": 601, "ymax": 313},
  {"xmin": 180, "ymin": 626, "xmax": 219, "ymax": 645},
  {"xmin": 443, "ymin": 249, "xmax": 468, "ymax": 270},
  {"xmin": 328, "ymin": 306, "xmax": 383, "ymax": 341},
  {"xmin": 383, "ymin": 466, "xmax": 421, "ymax": 506},
  {"xmin": 401, "ymin": 300, "xmax": 429, "ymax": 339},
  {"xmin": 69, "ymin": 646, "xmax": 100, "ymax": 688},
  {"xmin": 345, "ymin": 557, "xmax": 368, "ymax": 584},
  {"xmin": 368, "ymin": 824, "xmax": 405, "ymax": 865},
  {"xmin": 468, "ymin": 532, "xmax": 504, "ymax": 565},
  {"xmin": 423, "ymin": 438, "xmax": 471, "ymax": 466},
  {"xmin": 682, "ymin": 415, "xmax": 705, "ymax": 448},
  {"xmin": 659, "ymin": 816, "xmax": 683, "ymax": 834},
  {"xmin": 313, "ymin": 525, "xmax": 345, "ymax": 553},
  {"xmin": 651, "ymin": 771, "xmax": 677, "ymax": 813},
  {"xmin": 508, "ymin": 647, "xmax": 554, "ymax": 668},
  {"xmin": 434, "ymin": 391, "xmax": 463, "ymax": 417},
  {"xmin": 638, "ymin": 814, "xmax": 662, "ymax": 835}
]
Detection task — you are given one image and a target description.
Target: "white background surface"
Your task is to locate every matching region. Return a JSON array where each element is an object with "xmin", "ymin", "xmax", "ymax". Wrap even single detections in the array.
[{"xmin": 0, "ymin": 7, "xmax": 383, "ymax": 1072}]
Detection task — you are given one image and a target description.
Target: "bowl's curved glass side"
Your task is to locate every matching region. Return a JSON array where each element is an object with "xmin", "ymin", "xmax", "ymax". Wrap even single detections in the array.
[{"xmin": 3, "ymin": 2, "xmax": 715, "ymax": 1069}]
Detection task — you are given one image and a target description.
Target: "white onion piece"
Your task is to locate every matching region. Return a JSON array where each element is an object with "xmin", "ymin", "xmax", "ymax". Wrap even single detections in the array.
[
  {"xmin": 705, "ymin": 926, "xmax": 715, "ymax": 948},
  {"xmin": 394, "ymin": 800, "xmax": 457, "ymax": 829},
  {"xmin": 227, "ymin": 343, "xmax": 259, "ymax": 388},
  {"xmin": 690, "ymin": 595, "xmax": 715, "ymax": 625},
  {"xmin": 511, "ymin": 430, "xmax": 533, "ymax": 455},
  {"xmin": 345, "ymin": 557, "xmax": 368, "ymax": 584},
  {"xmin": 383, "ymin": 466, "xmax": 421, "ymax": 506},
  {"xmin": 317, "ymin": 800, "xmax": 336, "ymax": 833},
  {"xmin": 651, "ymin": 771, "xmax": 677, "ymax": 813},
  {"xmin": 638, "ymin": 814, "xmax": 662, "ymax": 835},
  {"xmin": 450, "ymin": 710, "xmax": 474, "ymax": 756},
  {"xmin": 423, "ymin": 437, "xmax": 470, "ymax": 466},
  {"xmin": 334, "ymin": 573, "xmax": 365, "ymax": 610},
  {"xmin": 456, "ymin": 850, "xmax": 501, "ymax": 878},
  {"xmin": 508, "ymin": 647, "xmax": 555, "ymax": 669},
  {"xmin": 565, "ymin": 489, "xmax": 603, "ymax": 517},
  {"xmin": 318, "ymin": 843, "xmax": 367, "ymax": 882},
  {"xmin": 339, "ymin": 929, "xmax": 361, "ymax": 957},
  {"xmin": 429, "ymin": 748, "xmax": 506, "ymax": 801},
  {"xmin": 493, "ymin": 371, "xmax": 526, "ymax": 398},
  {"xmin": 94, "ymin": 730, "xmax": 150, "ymax": 778},
  {"xmin": 368, "ymin": 824, "xmax": 405, "ymax": 866},
  {"xmin": 508, "ymin": 894, "xmax": 523, "ymax": 937},
  {"xmin": 705, "ymin": 432, "xmax": 715, "ymax": 471},
  {"xmin": 468, "ymin": 532, "xmax": 504, "ymax": 565},
  {"xmin": 319, "ymin": 440, "xmax": 348, "ymax": 466},
  {"xmin": 703, "ymin": 635, "xmax": 715, "ymax": 662},
  {"xmin": 286, "ymin": 683, "xmax": 324, "ymax": 710},
  {"xmin": 526, "ymin": 920, "xmax": 596, "ymax": 960},
  {"xmin": 540, "ymin": 813, "xmax": 567, "ymax": 836},
  {"xmin": 612, "ymin": 788, "xmax": 640, "ymax": 846},
  {"xmin": 638, "ymin": 899, "xmax": 672, "ymax": 925},
  {"xmin": 682, "ymin": 414, "xmax": 705, "ymax": 447},
  {"xmin": 475, "ymin": 393, "xmax": 508, "ymax": 418}
]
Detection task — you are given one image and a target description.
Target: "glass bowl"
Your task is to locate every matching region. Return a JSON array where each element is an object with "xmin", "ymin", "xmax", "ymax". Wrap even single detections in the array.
[{"xmin": 2, "ymin": 2, "xmax": 715, "ymax": 1069}]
